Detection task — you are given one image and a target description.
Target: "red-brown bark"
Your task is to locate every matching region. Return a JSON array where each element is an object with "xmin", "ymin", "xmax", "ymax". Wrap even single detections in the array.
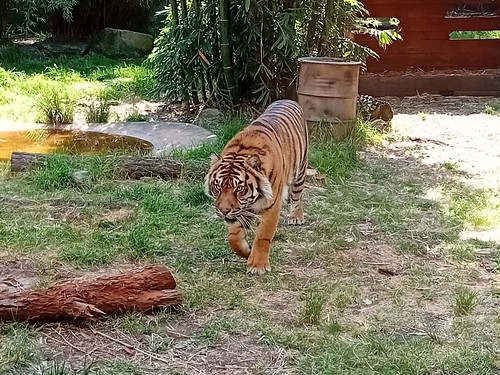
[{"xmin": 0, "ymin": 265, "xmax": 182, "ymax": 323}]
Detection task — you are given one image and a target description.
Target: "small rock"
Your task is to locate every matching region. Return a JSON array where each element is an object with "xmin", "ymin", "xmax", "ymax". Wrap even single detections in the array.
[
  {"xmin": 72, "ymin": 170, "xmax": 91, "ymax": 185},
  {"xmin": 196, "ymin": 108, "xmax": 223, "ymax": 125}
]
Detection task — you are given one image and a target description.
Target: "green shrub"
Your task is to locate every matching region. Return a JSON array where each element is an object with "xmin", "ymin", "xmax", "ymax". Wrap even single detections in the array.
[
  {"xmin": 35, "ymin": 84, "xmax": 75, "ymax": 125},
  {"xmin": 85, "ymin": 99, "xmax": 111, "ymax": 123}
]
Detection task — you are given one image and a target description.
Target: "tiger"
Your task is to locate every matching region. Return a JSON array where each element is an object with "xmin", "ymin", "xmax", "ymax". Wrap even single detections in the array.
[{"xmin": 205, "ymin": 99, "xmax": 309, "ymax": 275}]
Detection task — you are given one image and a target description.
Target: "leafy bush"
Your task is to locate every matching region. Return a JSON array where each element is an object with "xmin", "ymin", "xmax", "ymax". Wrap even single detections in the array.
[
  {"xmin": 125, "ymin": 110, "xmax": 148, "ymax": 122},
  {"xmin": 35, "ymin": 84, "xmax": 75, "ymax": 125},
  {"xmin": 150, "ymin": 0, "xmax": 401, "ymax": 106},
  {"xmin": 85, "ymin": 98, "xmax": 110, "ymax": 123}
]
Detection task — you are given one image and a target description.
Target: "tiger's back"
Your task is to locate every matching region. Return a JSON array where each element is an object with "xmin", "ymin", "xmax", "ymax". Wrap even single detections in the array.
[
  {"xmin": 205, "ymin": 99, "xmax": 308, "ymax": 274},
  {"xmin": 223, "ymin": 99, "xmax": 308, "ymax": 191}
]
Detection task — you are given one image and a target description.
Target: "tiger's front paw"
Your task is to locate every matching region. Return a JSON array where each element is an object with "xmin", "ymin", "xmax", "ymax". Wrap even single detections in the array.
[
  {"xmin": 287, "ymin": 214, "xmax": 304, "ymax": 226},
  {"xmin": 246, "ymin": 252, "xmax": 271, "ymax": 275}
]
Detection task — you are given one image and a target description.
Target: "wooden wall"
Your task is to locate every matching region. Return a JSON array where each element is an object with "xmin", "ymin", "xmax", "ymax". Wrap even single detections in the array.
[{"xmin": 355, "ymin": 0, "xmax": 500, "ymax": 72}]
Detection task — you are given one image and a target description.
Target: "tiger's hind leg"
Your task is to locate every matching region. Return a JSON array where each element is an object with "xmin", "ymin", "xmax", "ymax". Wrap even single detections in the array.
[
  {"xmin": 287, "ymin": 166, "xmax": 306, "ymax": 226},
  {"xmin": 227, "ymin": 221, "xmax": 251, "ymax": 259}
]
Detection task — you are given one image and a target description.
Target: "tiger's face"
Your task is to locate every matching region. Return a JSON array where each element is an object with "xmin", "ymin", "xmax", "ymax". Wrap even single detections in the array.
[{"xmin": 205, "ymin": 154, "xmax": 273, "ymax": 226}]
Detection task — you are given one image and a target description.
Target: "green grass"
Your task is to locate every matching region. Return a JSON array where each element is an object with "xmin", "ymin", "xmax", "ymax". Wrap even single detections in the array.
[
  {"xmin": 301, "ymin": 289, "xmax": 327, "ymax": 325},
  {"xmin": 1, "ymin": 116, "xmax": 500, "ymax": 373},
  {"xmin": 0, "ymin": 323, "xmax": 41, "ymax": 373},
  {"xmin": 450, "ymin": 30, "xmax": 500, "ymax": 40},
  {"xmin": 85, "ymin": 99, "xmax": 111, "ymax": 124},
  {"xmin": 0, "ymin": 45, "xmax": 154, "ymax": 124},
  {"xmin": 484, "ymin": 99, "xmax": 500, "ymax": 115},
  {"xmin": 454, "ymin": 286, "xmax": 479, "ymax": 316},
  {"xmin": 446, "ymin": 186, "xmax": 500, "ymax": 229}
]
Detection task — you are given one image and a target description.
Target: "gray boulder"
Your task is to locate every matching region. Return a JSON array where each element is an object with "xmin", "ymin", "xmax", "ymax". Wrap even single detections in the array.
[{"xmin": 90, "ymin": 28, "xmax": 154, "ymax": 58}]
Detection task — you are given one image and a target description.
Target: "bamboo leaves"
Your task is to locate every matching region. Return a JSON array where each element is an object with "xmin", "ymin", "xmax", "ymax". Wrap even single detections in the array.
[{"xmin": 151, "ymin": 0, "xmax": 401, "ymax": 106}]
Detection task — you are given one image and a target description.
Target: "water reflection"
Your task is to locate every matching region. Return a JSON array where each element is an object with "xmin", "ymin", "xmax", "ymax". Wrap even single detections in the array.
[{"xmin": 0, "ymin": 129, "xmax": 153, "ymax": 160}]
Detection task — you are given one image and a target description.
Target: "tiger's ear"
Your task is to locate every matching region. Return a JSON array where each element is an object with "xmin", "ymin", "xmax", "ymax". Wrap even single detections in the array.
[
  {"xmin": 210, "ymin": 153, "xmax": 221, "ymax": 164},
  {"xmin": 246, "ymin": 155, "xmax": 262, "ymax": 172}
]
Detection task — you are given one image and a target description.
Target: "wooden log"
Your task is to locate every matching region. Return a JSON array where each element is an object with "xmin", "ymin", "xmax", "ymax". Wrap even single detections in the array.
[
  {"xmin": 10, "ymin": 152, "xmax": 189, "ymax": 179},
  {"xmin": 0, "ymin": 265, "xmax": 183, "ymax": 323}
]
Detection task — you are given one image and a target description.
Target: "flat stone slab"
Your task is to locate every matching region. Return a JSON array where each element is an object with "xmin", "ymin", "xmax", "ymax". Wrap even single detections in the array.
[{"xmin": 0, "ymin": 121, "xmax": 217, "ymax": 157}]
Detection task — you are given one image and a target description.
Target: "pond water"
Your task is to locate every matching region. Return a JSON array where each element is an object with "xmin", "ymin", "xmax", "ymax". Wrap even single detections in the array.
[{"xmin": 0, "ymin": 129, "xmax": 153, "ymax": 161}]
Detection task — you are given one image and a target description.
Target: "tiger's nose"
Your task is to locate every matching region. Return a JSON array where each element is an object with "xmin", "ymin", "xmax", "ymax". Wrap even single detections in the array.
[{"xmin": 219, "ymin": 207, "xmax": 231, "ymax": 215}]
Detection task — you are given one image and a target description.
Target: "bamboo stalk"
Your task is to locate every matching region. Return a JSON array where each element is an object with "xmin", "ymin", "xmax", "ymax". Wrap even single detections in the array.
[
  {"xmin": 219, "ymin": 0, "xmax": 238, "ymax": 103},
  {"xmin": 170, "ymin": 0, "xmax": 179, "ymax": 26},
  {"xmin": 180, "ymin": 0, "xmax": 188, "ymax": 19},
  {"xmin": 319, "ymin": 0, "xmax": 335, "ymax": 55}
]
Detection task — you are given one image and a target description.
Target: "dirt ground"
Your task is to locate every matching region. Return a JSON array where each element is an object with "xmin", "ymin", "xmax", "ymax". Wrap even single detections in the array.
[
  {"xmin": 1, "ymin": 94, "xmax": 499, "ymax": 374},
  {"xmin": 380, "ymin": 95, "xmax": 500, "ymax": 243}
]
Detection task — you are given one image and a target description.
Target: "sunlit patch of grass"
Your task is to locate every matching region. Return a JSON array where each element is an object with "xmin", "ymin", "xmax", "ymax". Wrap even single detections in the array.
[
  {"xmin": 107, "ymin": 311, "xmax": 159, "ymax": 335},
  {"xmin": 442, "ymin": 161, "xmax": 459, "ymax": 170},
  {"xmin": 445, "ymin": 186, "xmax": 500, "ymax": 229},
  {"xmin": 0, "ymin": 46, "xmax": 154, "ymax": 124},
  {"xmin": 484, "ymin": 99, "xmax": 500, "ymax": 115},
  {"xmin": 125, "ymin": 110, "xmax": 148, "ymax": 122}
]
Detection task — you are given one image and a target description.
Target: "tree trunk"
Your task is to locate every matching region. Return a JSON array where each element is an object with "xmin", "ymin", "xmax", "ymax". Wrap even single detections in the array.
[
  {"xmin": 10, "ymin": 152, "xmax": 185, "ymax": 180},
  {"xmin": 0, "ymin": 265, "xmax": 182, "ymax": 323},
  {"xmin": 219, "ymin": 0, "xmax": 238, "ymax": 103}
]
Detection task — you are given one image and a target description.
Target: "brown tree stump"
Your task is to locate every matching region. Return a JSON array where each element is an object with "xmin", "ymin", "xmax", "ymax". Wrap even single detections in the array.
[
  {"xmin": 10, "ymin": 152, "xmax": 185, "ymax": 179},
  {"xmin": 0, "ymin": 265, "xmax": 183, "ymax": 323}
]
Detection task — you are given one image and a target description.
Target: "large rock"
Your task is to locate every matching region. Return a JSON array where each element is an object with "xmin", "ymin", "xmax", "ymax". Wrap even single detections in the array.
[
  {"xmin": 34, "ymin": 41, "xmax": 89, "ymax": 56},
  {"xmin": 90, "ymin": 28, "xmax": 154, "ymax": 58}
]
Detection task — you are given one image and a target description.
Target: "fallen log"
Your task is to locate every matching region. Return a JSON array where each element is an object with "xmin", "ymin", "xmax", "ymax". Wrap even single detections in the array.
[
  {"xmin": 0, "ymin": 265, "xmax": 182, "ymax": 323},
  {"xmin": 10, "ymin": 152, "xmax": 203, "ymax": 179}
]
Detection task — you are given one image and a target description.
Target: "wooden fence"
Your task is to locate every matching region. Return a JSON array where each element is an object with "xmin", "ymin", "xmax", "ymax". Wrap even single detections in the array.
[{"xmin": 355, "ymin": 0, "xmax": 500, "ymax": 72}]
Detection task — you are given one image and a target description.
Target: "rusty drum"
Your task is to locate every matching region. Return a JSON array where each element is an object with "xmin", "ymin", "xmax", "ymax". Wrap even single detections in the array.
[{"xmin": 297, "ymin": 57, "xmax": 361, "ymax": 132}]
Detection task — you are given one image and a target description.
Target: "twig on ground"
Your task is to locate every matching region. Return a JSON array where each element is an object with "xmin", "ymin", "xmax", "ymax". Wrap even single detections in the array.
[{"xmin": 91, "ymin": 329, "xmax": 171, "ymax": 365}]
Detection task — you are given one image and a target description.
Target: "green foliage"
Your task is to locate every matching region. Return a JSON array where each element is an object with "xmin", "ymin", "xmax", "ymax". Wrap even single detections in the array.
[
  {"xmin": 0, "ymin": 46, "xmax": 154, "ymax": 123},
  {"xmin": 151, "ymin": 0, "xmax": 401, "ymax": 105},
  {"xmin": 27, "ymin": 154, "xmax": 117, "ymax": 191},
  {"xmin": 484, "ymin": 99, "xmax": 500, "ymax": 115},
  {"xmin": 6, "ymin": 0, "xmax": 159, "ymax": 37},
  {"xmin": 125, "ymin": 110, "xmax": 149, "ymax": 122},
  {"xmin": 301, "ymin": 288, "xmax": 327, "ymax": 325},
  {"xmin": 85, "ymin": 98, "xmax": 110, "ymax": 123},
  {"xmin": 9, "ymin": 0, "xmax": 78, "ymax": 34},
  {"xmin": 454, "ymin": 286, "xmax": 479, "ymax": 316},
  {"xmin": 28, "ymin": 154, "xmax": 78, "ymax": 190},
  {"xmin": 35, "ymin": 83, "xmax": 75, "ymax": 125},
  {"xmin": 0, "ymin": 322, "xmax": 40, "ymax": 373},
  {"xmin": 450, "ymin": 30, "xmax": 500, "ymax": 40}
]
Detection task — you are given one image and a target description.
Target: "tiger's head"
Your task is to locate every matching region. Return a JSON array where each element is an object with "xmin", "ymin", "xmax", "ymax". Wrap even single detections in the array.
[{"xmin": 205, "ymin": 153, "xmax": 273, "ymax": 226}]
